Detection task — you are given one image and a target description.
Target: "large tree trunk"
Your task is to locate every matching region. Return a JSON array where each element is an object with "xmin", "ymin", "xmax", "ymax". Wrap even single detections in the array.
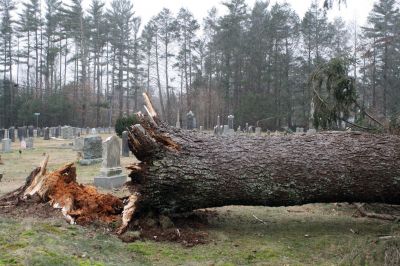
[
  {"xmin": 126, "ymin": 94, "xmax": 400, "ymax": 216},
  {"xmin": 2, "ymin": 93, "xmax": 400, "ymax": 235}
]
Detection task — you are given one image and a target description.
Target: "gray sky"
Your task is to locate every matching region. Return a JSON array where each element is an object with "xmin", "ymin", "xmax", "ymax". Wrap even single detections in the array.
[{"xmin": 129, "ymin": 0, "xmax": 375, "ymax": 26}]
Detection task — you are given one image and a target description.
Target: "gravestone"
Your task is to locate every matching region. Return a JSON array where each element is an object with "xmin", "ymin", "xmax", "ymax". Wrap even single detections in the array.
[
  {"xmin": 33, "ymin": 129, "xmax": 38, "ymax": 138},
  {"xmin": 94, "ymin": 135, "xmax": 127, "ymax": 189},
  {"xmin": 222, "ymin": 125, "xmax": 234, "ymax": 136},
  {"xmin": 186, "ymin": 111, "xmax": 195, "ymax": 130},
  {"xmin": 219, "ymin": 125, "xmax": 224, "ymax": 135},
  {"xmin": 26, "ymin": 137, "xmax": 34, "ymax": 149},
  {"xmin": 176, "ymin": 111, "xmax": 181, "ymax": 128},
  {"xmin": 8, "ymin": 127, "xmax": 15, "ymax": 142},
  {"xmin": 91, "ymin": 128, "xmax": 97, "ymax": 135},
  {"xmin": 245, "ymin": 123, "xmax": 249, "ymax": 133},
  {"xmin": 18, "ymin": 127, "xmax": 26, "ymax": 141},
  {"xmin": 237, "ymin": 126, "xmax": 241, "ymax": 133},
  {"xmin": 255, "ymin": 127, "xmax": 262, "ymax": 136},
  {"xmin": 55, "ymin": 127, "xmax": 60, "ymax": 138},
  {"xmin": 61, "ymin": 126, "xmax": 73, "ymax": 139},
  {"xmin": 199, "ymin": 126, "xmax": 204, "ymax": 132},
  {"xmin": 228, "ymin": 115, "xmax": 234, "ymax": 130},
  {"xmin": 20, "ymin": 139, "xmax": 26, "ymax": 149},
  {"xmin": 44, "ymin": 127, "xmax": 50, "ymax": 140},
  {"xmin": 213, "ymin": 126, "xmax": 219, "ymax": 136},
  {"xmin": 79, "ymin": 135, "xmax": 103, "ymax": 165},
  {"xmin": 307, "ymin": 129, "xmax": 317, "ymax": 135},
  {"xmin": 28, "ymin": 126, "xmax": 34, "ymax": 137},
  {"xmin": 73, "ymin": 137, "xmax": 84, "ymax": 151},
  {"xmin": 2, "ymin": 137, "xmax": 11, "ymax": 153},
  {"xmin": 86, "ymin": 127, "xmax": 90, "ymax": 135},
  {"xmin": 0, "ymin": 129, "xmax": 4, "ymax": 139},
  {"xmin": 122, "ymin": 131, "xmax": 130, "ymax": 157}
]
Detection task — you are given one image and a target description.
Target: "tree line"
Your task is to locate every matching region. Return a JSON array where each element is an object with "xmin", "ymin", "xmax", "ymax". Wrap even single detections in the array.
[{"xmin": 0, "ymin": 0, "xmax": 399, "ymax": 130}]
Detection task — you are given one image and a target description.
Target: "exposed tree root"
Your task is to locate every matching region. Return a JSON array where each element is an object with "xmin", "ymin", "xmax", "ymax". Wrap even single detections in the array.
[{"xmin": 1, "ymin": 156, "xmax": 124, "ymax": 227}]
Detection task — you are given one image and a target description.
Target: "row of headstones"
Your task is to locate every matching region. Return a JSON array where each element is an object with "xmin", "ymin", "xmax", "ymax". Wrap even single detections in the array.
[{"xmin": 0, "ymin": 126, "xmax": 113, "ymax": 141}]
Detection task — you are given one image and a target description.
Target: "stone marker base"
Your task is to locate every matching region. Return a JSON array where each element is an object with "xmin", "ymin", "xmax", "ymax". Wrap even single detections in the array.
[
  {"xmin": 94, "ymin": 174, "xmax": 127, "ymax": 189},
  {"xmin": 79, "ymin": 158, "xmax": 102, "ymax": 166}
]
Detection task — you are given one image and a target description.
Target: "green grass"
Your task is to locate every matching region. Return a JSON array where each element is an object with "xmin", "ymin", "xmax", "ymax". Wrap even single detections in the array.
[{"xmin": 1, "ymin": 205, "xmax": 399, "ymax": 265}]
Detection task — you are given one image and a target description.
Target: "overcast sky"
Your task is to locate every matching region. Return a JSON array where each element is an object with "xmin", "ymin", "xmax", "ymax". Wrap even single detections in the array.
[{"xmin": 126, "ymin": 0, "xmax": 376, "ymax": 26}]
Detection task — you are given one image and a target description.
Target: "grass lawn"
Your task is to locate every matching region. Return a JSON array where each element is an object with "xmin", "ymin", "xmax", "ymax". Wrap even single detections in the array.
[{"xmin": 1, "ymin": 135, "xmax": 399, "ymax": 265}]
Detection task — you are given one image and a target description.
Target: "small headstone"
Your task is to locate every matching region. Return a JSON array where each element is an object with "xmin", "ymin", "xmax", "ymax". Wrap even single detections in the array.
[
  {"xmin": 28, "ymin": 126, "xmax": 34, "ymax": 137},
  {"xmin": 86, "ymin": 127, "xmax": 90, "ymax": 135},
  {"xmin": 228, "ymin": 115, "xmax": 234, "ymax": 130},
  {"xmin": 94, "ymin": 135, "xmax": 127, "ymax": 189},
  {"xmin": 20, "ymin": 139, "xmax": 26, "ymax": 149},
  {"xmin": 18, "ymin": 127, "xmax": 26, "ymax": 141},
  {"xmin": 1, "ymin": 138, "xmax": 11, "ymax": 153},
  {"xmin": 213, "ymin": 126, "xmax": 219, "ymax": 136},
  {"xmin": 307, "ymin": 129, "xmax": 317, "ymax": 135},
  {"xmin": 44, "ymin": 127, "xmax": 50, "ymax": 140},
  {"xmin": 237, "ymin": 126, "xmax": 241, "ymax": 133},
  {"xmin": 55, "ymin": 127, "xmax": 60, "ymax": 138},
  {"xmin": 26, "ymin": 137, "xmax": 34, "ymax": 149},
  {"xmin": 33, "ymin": 129, "xmax": 38, "ymax": 137},
  {"xmin": 79, "ymin": 135, "xmax": 103, "ymax": 165},
  {"xmin": 61, "ymin": 126, "xmax": 73, "ymax": 139},
  {"xmin": 0, "ymin": 129, "xmax": 4, "ymax": 139},
  {"xmin": 91, "ymin": 128, "xmax": 97, "ymax": 135},
  {"xmin": 8, "ymin": 127, "xmax": 15, "ymax": 142},
  {"xmin": 186, "ymin": 111, "xmax": 195, "ymax": 130},
  {"xmin": 122, "ymin": 131, "xmax": 130, "ymax": 157},
  {"xmin": 255, "ymin": 127, "xmax": 262, "ymax": 136},
  {"xmin": 199, "ymin": 126, "xmax": 204, "ymax": 132},
  {"xmin": 73, "ymin": 137, "xmax": 84, "ymax": 151},
  {"xmin": 245, "ymin": 123, "xmax": 249, "ymax": 133}
]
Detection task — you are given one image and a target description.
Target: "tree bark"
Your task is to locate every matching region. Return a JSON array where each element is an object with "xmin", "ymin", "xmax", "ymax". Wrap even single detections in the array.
[{"xmin": 126, "ymin": 93, "xmax": 400, "ymax": 216}]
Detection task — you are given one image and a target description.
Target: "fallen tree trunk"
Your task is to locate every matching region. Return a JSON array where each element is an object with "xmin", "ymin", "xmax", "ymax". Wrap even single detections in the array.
[
  {"xmin": 127, "ymin": 93, "xmax": 400, "ymax": 217},
  {"xmin": 2, "ymin": 93, "xmax": 400, "ymax": 235}
]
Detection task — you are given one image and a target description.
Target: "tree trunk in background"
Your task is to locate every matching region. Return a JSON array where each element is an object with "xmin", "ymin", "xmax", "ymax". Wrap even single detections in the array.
[{"xmin": 126, "ymin": 95, "xmax": 400, "ymax": 216}]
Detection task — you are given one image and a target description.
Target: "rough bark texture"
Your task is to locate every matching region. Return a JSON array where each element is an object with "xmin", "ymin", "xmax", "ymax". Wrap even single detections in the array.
[{"xmin": 127, "ymin": 95, "xmax": 400, "ymax": 216}]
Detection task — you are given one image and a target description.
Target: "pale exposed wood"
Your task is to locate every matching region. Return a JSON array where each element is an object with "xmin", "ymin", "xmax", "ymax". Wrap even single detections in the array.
[{"xmin": 117, "ymin": 194, "xmax": 138, "ymax": 235}]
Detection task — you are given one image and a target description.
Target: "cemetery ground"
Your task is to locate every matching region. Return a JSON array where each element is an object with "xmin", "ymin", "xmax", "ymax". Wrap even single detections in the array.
[{"xmin": 1, "ymin": 135, "xmax": 400, "ymax": 265}]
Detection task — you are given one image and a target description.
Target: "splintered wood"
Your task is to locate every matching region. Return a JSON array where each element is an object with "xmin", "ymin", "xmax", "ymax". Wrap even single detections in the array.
[{"xmin": 22, "ymin": 156, "xmax": 124, "ymax": 227}]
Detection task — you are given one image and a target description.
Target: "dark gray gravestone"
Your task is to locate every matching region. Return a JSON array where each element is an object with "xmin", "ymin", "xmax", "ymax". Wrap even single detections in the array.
[
  {"xmin": 55, "ymin": 127, "xmax": 60, "ymax": 138},
  {"xmin": 44, "ymin": 127, "xmax": 50, "ymax": 140},
  {"xmin": 8, "ymin": 127, "xmax": 15, "ymax": 142},
  {"xmin": 18, "ymin": 127, "xmax": 26, "ymax": 141},
  {"xmin": 28, "ymin": 126, "xmax": 34, "ymax": 137},
  {"xmin": 79, "ymin": 135, "xmax": 103, "ymax": 165},
  {"xmin": 122, "ymin": 131, "xmax": 130, "ymax": 157}
]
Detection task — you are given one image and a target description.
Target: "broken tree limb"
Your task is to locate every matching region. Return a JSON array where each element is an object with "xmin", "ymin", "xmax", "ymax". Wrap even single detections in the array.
[
  {"xmin": 354, "ymin": 203, "xmax": 399, "ymax": 221},
  {"xmin": 125, "ymin": 94, "xmax": 400, "ymax": 218}
]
